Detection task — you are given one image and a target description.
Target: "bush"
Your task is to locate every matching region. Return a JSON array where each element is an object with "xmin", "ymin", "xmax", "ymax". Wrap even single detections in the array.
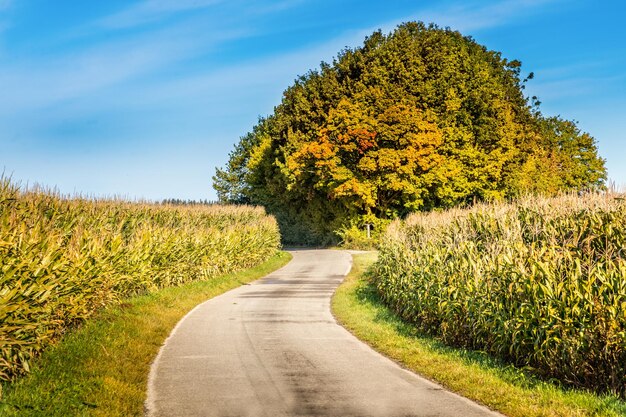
[{"xmin": 336, "ymin": 216, "xmax": 389, "ymax": 250}]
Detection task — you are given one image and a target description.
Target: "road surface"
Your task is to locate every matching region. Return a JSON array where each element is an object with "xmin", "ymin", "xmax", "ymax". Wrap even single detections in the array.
[{"xmin": 146, "ymin": 249, "xmax": 502, "ymax": 417}]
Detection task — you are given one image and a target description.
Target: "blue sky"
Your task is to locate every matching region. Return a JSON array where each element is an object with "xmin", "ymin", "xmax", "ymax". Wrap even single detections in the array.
[{"xmin": 0, "ymin": 0, "xmax": 624, "ymax": 200}]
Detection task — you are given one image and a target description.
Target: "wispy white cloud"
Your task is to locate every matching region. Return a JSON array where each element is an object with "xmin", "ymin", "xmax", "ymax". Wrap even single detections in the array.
[
  {"xmin": 0, "ymin": 0, "xmax": 12, "ymax": 31},
  {"xmin": 0, "ymin": 0, "xmax": 567, "ymax": 120},
  {"xmin": 2, "ymin": 0, "xmax": 624, "ymax": 200},
  {"xmin": 98, "ymin": 0, "xmax": 224, "ymax": 29},
  {"xmin": 34, "ymin": 29, "xmax": 367, "ymax": 117},
  {"xmin": 528, "ymin": 77, "xmax": 608, "ymax": 101},
  {"xmin": 526, "ymin": 72, "xmax": 626, "ymax": 103},
  {"xmin": 396, "ymin": 0, "xmax": 564, "ymax": 33},
  {"xmin": 521, "ymin": 59, "xmax": 626, "ymax": 104},
  {"xmin": 0, "ymin": 0, "xmax": 13, "ymax": 59},
  {"xmin": 0, "ymin": 0, "xmax": 12, "ymax": 11},
  {"xmin": 0, "ymin": 45, "xmax": 178, "ymax": 112},
  {"xmin": 246, "ymin": 0, "xmax": 306, "ymax": 15},
  {"xmin": 0, "ymin": 19, "xmax": 250, "ymax": 113}
]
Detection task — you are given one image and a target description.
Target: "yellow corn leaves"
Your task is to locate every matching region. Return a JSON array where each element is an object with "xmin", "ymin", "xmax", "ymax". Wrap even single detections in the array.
[
  {"xmin": 374, "ymin": 193, "xmax": 626, "ymax": 397},
  {"xmin": 0, "ymin": 178, "xmax": 280, "ymax": 381}
]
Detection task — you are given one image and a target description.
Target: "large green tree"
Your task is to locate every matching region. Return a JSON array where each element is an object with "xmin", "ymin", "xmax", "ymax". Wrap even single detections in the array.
[{"xmin": 213, "ymin": 22, "xmax": 606, "ymax": 244}]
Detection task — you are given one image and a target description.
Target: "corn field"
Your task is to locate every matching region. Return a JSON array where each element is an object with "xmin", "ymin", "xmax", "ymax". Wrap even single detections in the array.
[
  {"xmin": 0, "ymin": 177, "xmax": 280, "ymax": 381},
  {"xmin": 373, "ymin": 193, "xmax": 626, "ymax": 397}
]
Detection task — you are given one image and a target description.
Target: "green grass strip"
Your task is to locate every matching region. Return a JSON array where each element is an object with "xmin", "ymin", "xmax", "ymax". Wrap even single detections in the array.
[
  {"xmin": 332, "ymin": 252, "xmax": 626, "ymax": 417},
  {"xmin": 0, "ymin": 251, "xmax": 292, "ymax": 417}
]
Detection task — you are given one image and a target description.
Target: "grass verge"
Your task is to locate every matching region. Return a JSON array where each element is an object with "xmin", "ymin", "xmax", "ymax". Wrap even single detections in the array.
[
  {"xmin": 332, "ymin": 252, "xmax": 626, "ymax": 417},
  {"xmin": 0, "ymin": 251, "xmax": 292, "ymax": 417}
]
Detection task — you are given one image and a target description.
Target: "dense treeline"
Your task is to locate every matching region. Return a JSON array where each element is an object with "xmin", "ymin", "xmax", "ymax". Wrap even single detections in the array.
[
  {"xmin": 373, "ymin": 193, "xmax": 626, "ymax": 397},
  {"xmin": 161, "ymin": 198, "xmax": 218, "ymax": 206},
  {"xmin": 0, "ymin": 177, "xmax": 280, "ymax": 381},
  {"xmin": 214, "ymin": 22, "xmax": 606, "ymax": 244}
]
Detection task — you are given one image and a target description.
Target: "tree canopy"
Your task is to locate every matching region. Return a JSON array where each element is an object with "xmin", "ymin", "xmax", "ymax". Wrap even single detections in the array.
[{"xmin": 213, "ymin": 22, "xmax": 606, "ymax": 244}]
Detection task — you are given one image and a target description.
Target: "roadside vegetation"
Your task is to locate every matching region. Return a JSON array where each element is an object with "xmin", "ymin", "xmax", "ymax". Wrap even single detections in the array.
[
  {"xmin": 372, "ymin": 192, "xmax": 626, "ymax": 398},
  {"xmin": 0, "ymin": 176, "xmax": 281, "ymax": 383},
  {"xmin": 333, "ymin": 252, "xmax": 626, "ymax": 417},
  {"xmin": 0, "ymin": 251, "xmax": 291, "ymax": 416}
]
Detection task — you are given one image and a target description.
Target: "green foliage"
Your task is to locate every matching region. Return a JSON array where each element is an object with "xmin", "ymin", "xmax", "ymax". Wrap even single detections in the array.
[
  {"xmin": 213, "ymin": 21, "xmax": 606, "ymax": 244},
  {"xmin": 336, "ymin": 215, "xmax": 389, "ymax": 250},
  {"xmin": 0, "ymin": 177, "xmax": 280, "ymax": 382},
  {"xmin": 373, "ymin": 193, "xmax": 626, "ymax": 397}
]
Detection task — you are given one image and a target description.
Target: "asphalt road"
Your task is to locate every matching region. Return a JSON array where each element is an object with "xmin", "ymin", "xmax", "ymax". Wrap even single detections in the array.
[{"xmin": 146, "ymin": 249, "xmax": 502, "ymax": 417}]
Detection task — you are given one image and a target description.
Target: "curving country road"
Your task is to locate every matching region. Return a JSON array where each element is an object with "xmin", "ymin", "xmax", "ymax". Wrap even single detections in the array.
[{"xmin": 146, "ymin": 249, "xmax": 502, "ymax": 417}]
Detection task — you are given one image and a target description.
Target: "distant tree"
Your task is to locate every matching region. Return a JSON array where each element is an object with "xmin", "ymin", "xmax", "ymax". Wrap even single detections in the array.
[
  {"xmin": 161, "ymin": 198, "xmax": 217, "ymax": 206},
  {"xmin": 213, "ymin": 22, "xmax": 606, "ymax": 244},
  {"xmin": 213, "ymin": 130, "xmax": 261, "ymax": 204}
]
